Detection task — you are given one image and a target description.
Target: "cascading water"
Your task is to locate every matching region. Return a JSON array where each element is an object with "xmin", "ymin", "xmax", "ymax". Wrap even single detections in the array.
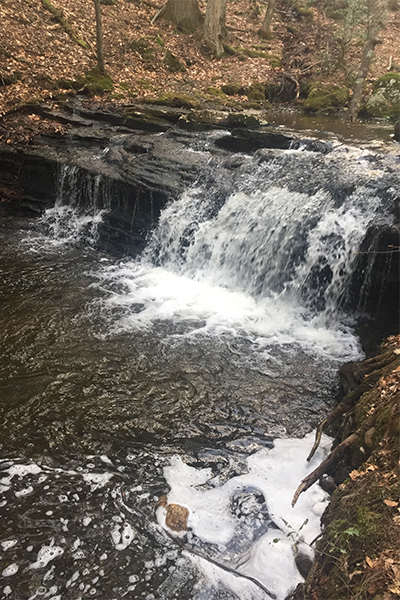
[
  {"xmin": 35, "ymin": 165, "xmax": 111, "ymax": 247},
  {"xmin": 0, "ymin": 137, "xmax": 398, "ymax": 600}
]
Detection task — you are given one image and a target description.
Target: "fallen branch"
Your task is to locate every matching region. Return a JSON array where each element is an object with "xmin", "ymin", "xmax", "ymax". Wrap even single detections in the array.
[
  {"xmin": 151, "ymin": 4, "xmax": 167, "ymax": 24},
  {"xmin": 40, "ymin": 0, "xmax": 89, "ymax": 49},
  {"xmin": 292, "ymin": 433, "xmax": 358, "ymax": 507}
]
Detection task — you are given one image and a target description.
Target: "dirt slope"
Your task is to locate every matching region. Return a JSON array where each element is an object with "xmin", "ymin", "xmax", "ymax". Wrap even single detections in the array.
[{"xmin": 0, "ymin": 0, "xmax": 399, "ymax": 117}]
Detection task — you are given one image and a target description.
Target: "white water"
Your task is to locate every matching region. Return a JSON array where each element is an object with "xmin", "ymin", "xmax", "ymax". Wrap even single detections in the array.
[{"xmin": 94, "ymin": 181, "xmax": 388, "ymax": 362}]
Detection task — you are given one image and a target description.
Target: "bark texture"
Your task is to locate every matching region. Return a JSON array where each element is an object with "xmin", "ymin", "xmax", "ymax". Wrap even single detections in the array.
[
  {"xmin": 347, "ymin": 0, "xmax": 386, "ymax": 121},
  {"xmin": 258, "ymin": 0, "xmax": 277, "ymax": 39},
  {"xmin": 203, "ymin": 0, "xmax": 228, "ymax": 58},
  {"xmin": 162, "ymin": 0, "xmax": 203, "ymax": 33},
  {"xmin": 93, "ymin": 0, "xmax": 105, "ymax": 75}
]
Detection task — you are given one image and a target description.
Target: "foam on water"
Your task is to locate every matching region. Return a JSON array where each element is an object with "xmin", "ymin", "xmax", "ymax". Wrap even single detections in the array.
[
  {"xmin": 98, "ymin": 261, "xmax": 361, "ymax": 361},
  {"xmin": 160, "ymin": 432, "xmax": 332, "ymax": 600}
]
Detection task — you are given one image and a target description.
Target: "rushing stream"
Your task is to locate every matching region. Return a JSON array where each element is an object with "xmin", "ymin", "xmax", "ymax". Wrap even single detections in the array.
[{"xmin": 0, "ymin": 134, "xmax": 398, "ymax": 599}]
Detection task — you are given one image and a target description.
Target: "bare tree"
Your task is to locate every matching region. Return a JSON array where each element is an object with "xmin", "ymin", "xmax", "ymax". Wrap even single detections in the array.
[
  {"xmin": 203, "ymin": 0, "xmax": 228, "ymax": 57},
  {"xmin": 347, "ymin": 0, "xmax": 388, "ymax": 121},
  {"xmin": 93, "ymin": 0, "xmax": 105, "ymax": 74},
  {"xmin": 258, "ymin": 0, "xmax": 277, "ymax": 39}
]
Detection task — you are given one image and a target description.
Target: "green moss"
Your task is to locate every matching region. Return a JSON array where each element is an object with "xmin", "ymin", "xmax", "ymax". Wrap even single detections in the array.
[
  {"xmin": 225, "ymin": 113, "xmax": 261, "ymax": 127},
  {"xmin": 356, "ymin": 506, "xmax": 381, "ymax": 538},
  {"xmin": 245, "ymin": 82, "xmax": 266, "ymax": 101},
  {"xmin": 57, "ymin": 69, "xmax": 113, "ymax": 95},
  {"xmin": 222, "ymin": 44, "xmax": 237, "ymax": 56},
  {"xmin": 373, "ymin": 72, "xmax": 400, "ymax": 89},
  {"xmin": 221, "ymin": 82, "xmax": 243, "ymax": 95},
  {"xmin": 137, "ymin": 78, "xmax": 153, "ymax": 90},
  {"xmin": 269, "ymin": 57, "xmax": 281, "ymax": 68},
  {"xmin": 119, "ymin": 82, "xmax": 130, "ymax": 91},
  {"xmin": 207, "ymin": 87, "xmax": 227, "ymax": 98},
  {"xmin": 163, "ymin": 50, "xmax": 186, "ymax": 73},
  {"xmin": 242, "ymin": 48, "xmax": 271, "ymax": 59},
  {"xmin": 241, "ymin": 100, "xmax": 267, "ymax": 110},
  {"xmin": 145, "ymin": 93, "xmax": 202, "ymax": 110},
  {"xmin": 156, "ymin": 36, "xmax": 165, "ymax": 47},
  {"xmin": 129, "ymin": 38, "xmax": 155, "ymax": 61},
  {"xmin": 303, "ymin": 82, "xmax": 349, "ymax": 112},
  {"xmin": 364, "ymin": 72, "xmax": 400, "ymax": 119}
]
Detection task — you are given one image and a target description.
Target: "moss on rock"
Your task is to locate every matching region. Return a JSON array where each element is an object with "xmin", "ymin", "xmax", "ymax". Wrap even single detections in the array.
[
  {"xmin": 163, "ymin": 50, "xmax": 186, "ymax": 73},
  {"xmin": 303, "ymin": 82, "xmax": 349, "ymax": 112},
  {"xmin": 221, "ymin": 82, "xmax": 243, "ymax": 96},
  {"xmin": 57, "ymin": 69, "xmax": 113, "ymax": 95},
  {"xmin": 363, "ymin": 72, "xmax": 400, "ymax": 120},
  {"xmin": 129, "ymin": 38, "xmax": 156, "ymax": 62},
  {"xmin": 145, "ymin": 92, "xmax": 201, "ymax": 110}
]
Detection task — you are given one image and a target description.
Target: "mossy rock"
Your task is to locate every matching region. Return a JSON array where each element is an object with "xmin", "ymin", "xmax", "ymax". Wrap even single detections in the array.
[
  {"xmin": 207, "ymin": 87, "xmax": 227, "ymax": 99},
  {"xmin": 146, "ymin": 93, "xmax": 202, "ymax": 110},
  {"xmin": 163, "ymin": 50, "xmax": 186, "ymax": 73},
  {"xmin": 57, "ymin": 70, "xmax": 113, "ymax": 95},
  {"xmin": 221, "ymin": 82, "xmax": 243, "ymax": 96},
  {"xmin": 289, "ymin": 0, "xmax": 314, "ymax": 20},
  {"xmin": 129, "ymin": 38, "xmax": 156, "ymax": 61},
  {"xmin": 244, "ymin": 82, "xmax": 266, "ymax": 102},
  {"xmin": 303, "ymin": 82, "xmax": 349, "ymax": 112},
  {"xmin": 363, "ymin": 72, "xmax": 400, "ymax": 119},
  {"xmin": 224, "ymin": 113, "xmax": 261, "ymax": 128}
]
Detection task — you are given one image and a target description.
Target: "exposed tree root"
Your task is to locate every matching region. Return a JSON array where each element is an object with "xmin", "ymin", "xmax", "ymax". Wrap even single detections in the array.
[
  {"xmin": 306, "ymin": 350, "xmax": 399, "ymax": 462},
  {"xmin": 292, "ymin": 433, "xmax": 359, "ymax": 507}
]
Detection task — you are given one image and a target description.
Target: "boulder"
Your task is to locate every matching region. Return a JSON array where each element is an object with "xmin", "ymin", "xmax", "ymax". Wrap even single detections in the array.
[{"xmin": 364, "ymin": 72, "xmax": 400, "ymax": 119}]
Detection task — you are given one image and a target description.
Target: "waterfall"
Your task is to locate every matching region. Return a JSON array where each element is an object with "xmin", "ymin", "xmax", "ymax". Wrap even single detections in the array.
[{"xmin": 38, "ymin": 165, "xmax": 111, "ymax": 246}]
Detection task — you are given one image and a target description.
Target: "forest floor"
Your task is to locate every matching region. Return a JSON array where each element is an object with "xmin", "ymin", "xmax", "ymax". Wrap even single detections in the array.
[{"xmin": 0, "ymin": 0, "xmax": 399, "ymax": 124}]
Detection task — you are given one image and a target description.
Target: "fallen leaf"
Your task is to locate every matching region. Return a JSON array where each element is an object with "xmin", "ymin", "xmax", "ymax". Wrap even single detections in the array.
[
  {"xmin": 366, "ymin": 556, "xmax": 377, "ymax": 568},
  {"xmin": 384, "ymin": 499, "xmax": 399, "ymax": 507}
]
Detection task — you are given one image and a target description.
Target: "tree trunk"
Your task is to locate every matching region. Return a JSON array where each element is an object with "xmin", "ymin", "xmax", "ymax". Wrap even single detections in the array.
[
  {"xmin": 258, "ymin": 0, "xmax": 277, "ymax": 39},
  {"xmin": 203, "ymin": 0, "xmax": 228, "ymax": 58},
  {"xmin": 93, "ymin": 0, "xmax": 105, "ymax": 75},
  {"xmin": 162, "ymin": 0, "xmax": 203, "ymax": 33},
  {"xmin": 347, "ymin": 0, "xmax": 386, "ymax": 121}
]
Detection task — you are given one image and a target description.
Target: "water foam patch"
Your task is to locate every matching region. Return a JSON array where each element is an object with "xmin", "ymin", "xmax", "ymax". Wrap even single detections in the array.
[
  {"xmin": 160, "ymin": 432, "xmax": 332, "ymax": 600},
  {"xmin": 30, "ymin": 540, "xmax": 64, "ymax": 570}
]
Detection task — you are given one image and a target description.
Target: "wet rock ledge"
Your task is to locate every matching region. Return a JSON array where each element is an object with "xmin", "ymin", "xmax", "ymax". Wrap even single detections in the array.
[
  {"xmin": 289, "ymin": 335, "xmax": 400, "ymax": 600},
  {"xmin": 0, "ymin": 100, "xmax": 297, "ymax": 254}
]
